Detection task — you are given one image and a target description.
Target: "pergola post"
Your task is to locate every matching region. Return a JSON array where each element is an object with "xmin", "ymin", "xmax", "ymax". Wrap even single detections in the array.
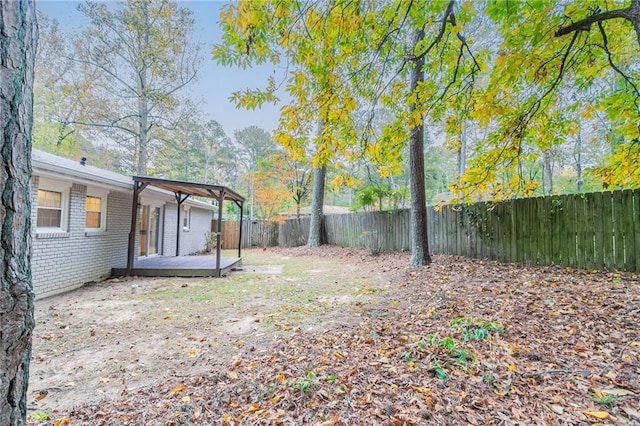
[
  {"xmin": 126, "ymin": 181, "xmax": 148, "ymax": 275},
  {"xmin": 215, "ymin": 190, "xmax": 225, "ymax": 276},
  {"xmin": 174, "ymin": 192, "xmax": 190, "ymax": 256},
  {"xmin": 237, "ymin": 200, "xmax": 243, "ymax": 258}
]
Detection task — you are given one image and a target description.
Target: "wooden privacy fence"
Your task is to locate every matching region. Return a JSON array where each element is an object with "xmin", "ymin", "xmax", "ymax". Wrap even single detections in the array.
[
  {"xmin": 218, "ymin": 220, "xmax": 278, "ymax": 249},
  {"xmin": 221, "ymin": 189, "xmax": 640, "ymax": 271}
]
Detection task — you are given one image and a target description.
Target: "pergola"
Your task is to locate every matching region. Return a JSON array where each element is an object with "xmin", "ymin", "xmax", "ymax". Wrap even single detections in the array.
[{"xmin": 123, "ymin": 176, "xmax": 245, "ymax": 278}]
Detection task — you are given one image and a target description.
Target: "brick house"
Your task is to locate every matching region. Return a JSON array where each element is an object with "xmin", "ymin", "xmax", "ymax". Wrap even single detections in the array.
[{"xmin": 31, "ymin": 149, "xmax": 218, "ymax": 298}]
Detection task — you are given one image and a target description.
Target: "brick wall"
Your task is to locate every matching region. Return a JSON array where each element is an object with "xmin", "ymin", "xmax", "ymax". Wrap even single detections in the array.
[{"xmin": 31, "ymin": 176, "xmax": 132, "ymax": 299}]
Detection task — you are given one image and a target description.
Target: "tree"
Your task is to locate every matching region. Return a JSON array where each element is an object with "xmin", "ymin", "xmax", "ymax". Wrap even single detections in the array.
[
  {"xmin": 1, "ymin": 1, "xmax": 37, "ymax": 424},
  {"xmin": 451, "ymin": 0, "xmax": 640, "ymax": 199},
  {"xmin": 214, "ymin": 1, "xmax": 484, "ymax": 261},
  {"xmin": 269, "ymin": 151, "xmax": 312, "ymax": 217},
  {"xmin": 215, "ymin": 2, "xmax": 365, "ymax": 247},
  {"xmin": 234, "ymin": 126, "xmax": 277, "ymax": 220},
  {"xmin": 53, "ymin": 0, "xmax": 200, "ymax": 175}
]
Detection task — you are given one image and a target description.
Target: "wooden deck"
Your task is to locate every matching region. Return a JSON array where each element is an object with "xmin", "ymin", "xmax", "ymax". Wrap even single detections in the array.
[{"xmin": 112, "ymin": 255, "xmax": 242, "ymax": 278}]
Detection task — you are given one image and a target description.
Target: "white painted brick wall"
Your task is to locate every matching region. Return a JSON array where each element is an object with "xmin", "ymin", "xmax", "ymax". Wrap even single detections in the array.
[
  {"xmin": 179, "ymin": 207, "xmax": 213, "ymax": 255},
  {"xmin": 31, "ymin": 177, "xmax": 132, "ymax": 299}
]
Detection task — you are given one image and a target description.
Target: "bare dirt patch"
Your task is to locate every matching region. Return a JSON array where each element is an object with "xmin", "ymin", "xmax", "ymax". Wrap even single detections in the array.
[
  {"xmin": 28, "ymin": 247, "xmax": 392, "ymax": 422},
  {"xmin": 28, "ymin": 247, "xmax": 640, "ymax": 425}
]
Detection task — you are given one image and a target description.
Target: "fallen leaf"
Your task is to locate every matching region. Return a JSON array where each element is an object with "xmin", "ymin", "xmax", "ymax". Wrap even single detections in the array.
[
  {"xmin": 549, "ymin": 404, "xmax": 563, "ymax": 415},
  {"xmin": 228, "ymin": 371, "xmax": 238, "ymax": 379},
  {"xmin": 410, "ymin": 386, "xmax": 431, "ymax": 395},
  {"xmin": 169, "ymin": 384, "xmax": 185, "ymax": 395},
  {"xmin": 582, "ymin": 411, "xmax": 608, "ymax": 419},
  {"xmin": 599, "ymin": 388, "xmax": 634, "ymax": 396},
  {"xmin": 53, "ymin": 418, "xmax": 69, "ymax": 426},
  {"xmin": 182, "ymin": 396, "xmax": 190, "ymax": 403}
]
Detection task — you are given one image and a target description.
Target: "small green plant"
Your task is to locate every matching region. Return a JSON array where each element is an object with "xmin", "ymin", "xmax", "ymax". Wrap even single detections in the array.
[
  {"xmin": 286, "ymin": 370, "xmax": 318, "ymax": 392},
  {"xmin": 400, "ymin": 351, "xmax": 415, "ymax": 363},
  {"xmin": 438, "ymin": 336, "xmax": 457, "ymax": 352},
  {"xmin": 31, "ymin": 410, "xmax": 51, "ymax": 421},
  {"xmin": 432, "ymin": 359, "xmax": 448, "ymax": 382},
  {"xmin": 590, "ymin": 392, "xmax": 620, "ymax": 408},
  {"xmin": 449, "ymin": 317, "xmax": 503, "ymax": 342}
]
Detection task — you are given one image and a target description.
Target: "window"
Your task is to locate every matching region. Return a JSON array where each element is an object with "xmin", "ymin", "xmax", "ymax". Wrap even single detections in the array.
[
  {"xmin": 36, "ymin": 179, "xmax": 70, "ymax": 233},
  {"xmin": 85, "ymin": 189, "xmax": 108, "ymax": 232},
  {"xmin": 182, "ymin": 206, "xmax": 191, "ymax": 230},
  {"xmin": 85, "ymin": 196, "xmax": 102, "ymax": 228},
  {"xmin": 37, "ymin": 189, "xmax": 63, "ymax": 228}
]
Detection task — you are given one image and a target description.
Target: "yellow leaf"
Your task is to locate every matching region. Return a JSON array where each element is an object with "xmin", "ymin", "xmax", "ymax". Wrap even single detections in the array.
[
  {"xmin": 169, "ymin": 384, "xmax": 186, "ymax": 395},
  {"xmin": 334, "ymin": 351, "xmax": 344, "ymax": 359},
  {"xmin": 509, "ymin": 363, "xmax": 517, "ymax": 373},
  {"xmin": 188, "ymin": 349, "xmax": 197, "ymax": 357},
  {"xmin": 248, "ymin": 403, "xmax": 260, "ymax": 412},
  {"xmin": 228, "ymin": 371, "xmax": 239, "ymax": 379},
  {"xmin": 271, "ymin": 395, "xmax": 281, "ymax": 404},
  {"xmin": 53, "ymin": 418, "xmax": 70, "ymax": 426},
  {"xmin": 582, "ymin": 411, "xmax": 609, "ymax": 419},
  {"xmin": 222, "ymin": 414, "xmax": 232, "ymax": 422},
  {"xmin": 411, "ymin": 386, "xmax": 431, "ymax": 395}
]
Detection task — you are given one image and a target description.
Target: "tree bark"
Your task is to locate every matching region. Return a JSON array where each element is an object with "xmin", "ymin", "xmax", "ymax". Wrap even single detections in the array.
[
  {"xmin": 307, "ymin": 165, "xmax": 326, "ymax": 246},
  {"xmin": 307, "ymin": 121, "xmax": 326, "ymax": 247},
  {"xmin": 542, "ymin": 150, "xmax": 553, "ymax": 195},
  {"xmin": 409, "ymin": 27, "xmax": 432, "ymax": 267},
  {"xmin": 1, "ymin": 1, "xmax": 37, "ymax": 424}
]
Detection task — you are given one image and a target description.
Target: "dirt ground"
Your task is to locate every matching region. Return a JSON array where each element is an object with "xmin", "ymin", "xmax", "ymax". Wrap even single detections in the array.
[
  {"xmin": 28, "ymin": 247, "xmax": 393, "ymax": 420},
  {"xmin": 28, "ymin": 246, "xmax": 640, "ymax": 425}
]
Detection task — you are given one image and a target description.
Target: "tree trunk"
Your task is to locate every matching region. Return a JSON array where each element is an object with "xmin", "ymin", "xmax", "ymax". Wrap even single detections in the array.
[
  {"xmin": 457, "ymin": 125, "xmax": 467, "ymax": 177},
  {"xmin": 542, "ymin": 150, "xmax": 553, "ymax": 195},
  {"xmin": 574, "ymin": 126, "xmax": 583, "ymax": 192},
  {"xmin": 1, "ymin": 1, "xmax": 37, "ymax": 424},
  {"xmin": 408, "ymin": 28, "xmax": 432, "ymax": 267},
  {"xmin": 307, "ymin": 121, "xmax": 326, "ymax": 247},
  {"xmin": 307, "ymin": 165, "xmax": 326, "ymax": 246}
]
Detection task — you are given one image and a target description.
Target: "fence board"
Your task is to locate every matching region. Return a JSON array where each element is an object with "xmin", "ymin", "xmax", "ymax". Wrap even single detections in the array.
[
  {"xmin": 634, "ymin": 190, "xmax": 640, "ymax": 271},
  {"xmin": 623, "ymin": 191, "xmax": 637, "ymax": 271},
  {"xmin": 602, "ymin": 192, "xmax": 614, "ymax": 269}
]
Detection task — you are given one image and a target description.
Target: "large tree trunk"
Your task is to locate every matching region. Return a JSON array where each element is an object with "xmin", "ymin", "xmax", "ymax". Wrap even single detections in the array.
[
  {"xmin": 409, "ymin": 27, "xmax": 432, "ymax": 267},
  {"xmin": 1, "ymin": 1, "xmax": 37, "ymax": 424},
  {"xmin": 308, "ymin": 120, "xmax": 326, "ymax": 247},
  {"xmin": 307, "ymin": 165, "xmax": 326, "ymax": 247}
]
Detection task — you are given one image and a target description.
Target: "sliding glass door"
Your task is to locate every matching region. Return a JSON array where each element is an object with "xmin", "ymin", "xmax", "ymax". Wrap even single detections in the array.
[{"xmin": 139, "ymin": 205, "xmax": 162, "ymax": 256}]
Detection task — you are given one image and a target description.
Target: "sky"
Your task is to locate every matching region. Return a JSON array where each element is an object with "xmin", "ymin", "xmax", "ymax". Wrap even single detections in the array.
[{"xmin": 36, "ymin": 0, "xmax": 284, "ymax": 138}]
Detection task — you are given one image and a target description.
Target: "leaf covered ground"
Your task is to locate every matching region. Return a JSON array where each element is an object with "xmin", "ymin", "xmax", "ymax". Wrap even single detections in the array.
[{"xmin": 29, "ymin": 247, "xmax": 639, "ymax": 425}]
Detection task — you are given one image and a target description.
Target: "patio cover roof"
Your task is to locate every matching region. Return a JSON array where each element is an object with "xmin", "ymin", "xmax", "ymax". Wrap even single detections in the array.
[
  {"xmin": 133, "ymin": 176, "xmax": 244, "ymax": 203},
  {"xmin": 126, "ymin": 176, "xmax": 245, "ymax": 277}
]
